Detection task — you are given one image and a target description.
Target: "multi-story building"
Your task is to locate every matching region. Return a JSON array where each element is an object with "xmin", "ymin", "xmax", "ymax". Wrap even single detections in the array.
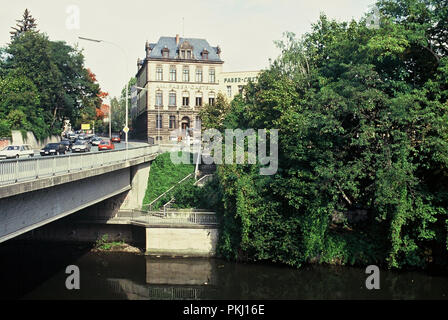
[{"xmin": 134, "ymin": 35, "xmax": 260, "ymax": 143}]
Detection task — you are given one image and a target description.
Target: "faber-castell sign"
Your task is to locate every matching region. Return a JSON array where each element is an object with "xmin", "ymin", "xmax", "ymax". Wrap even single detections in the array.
[{"xmin": 223, "ymin": 77, "xmax": 257, "ymax": 83}]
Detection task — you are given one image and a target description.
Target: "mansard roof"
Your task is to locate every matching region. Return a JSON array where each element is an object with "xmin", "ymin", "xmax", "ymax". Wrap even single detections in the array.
[{"xmin": 148, "ymin": 36, "xmax": 222, "ymax": 62}]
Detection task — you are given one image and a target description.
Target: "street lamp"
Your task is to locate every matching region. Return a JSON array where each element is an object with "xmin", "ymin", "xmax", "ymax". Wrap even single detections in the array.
[{"xmin": 78, "ymin": 36, "xmax": 130, "ymax": 147}]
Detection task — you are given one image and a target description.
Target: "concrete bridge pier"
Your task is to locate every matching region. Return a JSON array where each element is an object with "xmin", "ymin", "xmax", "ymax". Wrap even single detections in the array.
[{"xmin": 120, "ymin": 161, "xmax": 151, "ymax": 211}]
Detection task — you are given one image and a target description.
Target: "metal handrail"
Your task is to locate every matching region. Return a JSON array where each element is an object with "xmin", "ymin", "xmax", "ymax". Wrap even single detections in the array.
[
  {"xmin": 144, "ymin": 173, "xmax": 194, "ymax": 211},
  {"xmin": 0, "ymin": 144, "xmax": 160, "ymax": 186}
]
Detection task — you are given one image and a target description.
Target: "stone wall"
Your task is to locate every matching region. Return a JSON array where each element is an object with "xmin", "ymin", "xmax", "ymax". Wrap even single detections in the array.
[{"xmin": 11, "ymin": 130, "xmax": 60, "ymax": 149}]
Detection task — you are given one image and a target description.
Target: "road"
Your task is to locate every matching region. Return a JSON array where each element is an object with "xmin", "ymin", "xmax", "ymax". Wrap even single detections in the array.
[{"xmin": 0, "ymin": 140, "xmax": 149, "ymax": 162}]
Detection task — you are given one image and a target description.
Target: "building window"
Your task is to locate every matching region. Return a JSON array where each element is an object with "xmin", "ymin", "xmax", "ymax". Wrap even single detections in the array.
[
  {"xmin": 183, "ymin": 96, "xmax": 190, "ymax": 107},
  {"xmin": 201, "ymin": 49, "xmax": 209, "ymax": 60},
  {"xmin": 162, "ymin": 47, "xmax": 169, "ymax": 58},
  {"xmin": 195, "ymin": 116, "xmax": 201, "ymax": 129},
  {"xmin": 169, "ymin": 116, "xmax": 177, "ymax": 129},
  {"xmin": 208, "ymin": 93, "xmax": 215, "ymax": 106},
  {"xmin": 156, "ymin": 115, "xmax": 162, "ymax": 129},
  {"xmin": 227, "ymin": 86, "xmax": 232, "ymax": 97},
  {"xmin": 195, "ymin": 97, "xmax": 203, "ymax": 107},
  {"xmin": 156, "ymin": 66, "xmax": 163, "ymax": 81},
  {"xmin": 187, "ymin": 50, "xmax": 192, "ymax": 59},
  {"xmin": 209, "ymin": 69, "xmax": 215, "ymax": 83},
  {"xmin": 169, "ymin": 92, "xmax": 176, "ymax": 106},
  {"xmin": 155, "ymin": 91, "xmax": 163, "ymax": 107},
  {"xmin": 196, "ymin": 68, "xmax": 203, "ymax": 82},
  {"xmin": 170, "ymin": 67, "xmax": 177, "ymax": 81},
  {"xmin": 238, "ymin": 85, "xmax": 244, "ymax": 94},
  {"xmin": 183, "ymin": 67, "xmax": 190, "ymax": 82},
  {"xmin": 156, "ymin": 136, "xmax": 163, "ymax": 141}
]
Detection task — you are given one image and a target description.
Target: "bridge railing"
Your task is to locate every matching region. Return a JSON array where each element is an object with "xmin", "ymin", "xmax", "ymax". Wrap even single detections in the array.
[
  {"xmin": 0, "ymin": 145, "xmax": 160, "ymax": 186},
  {"xmin": 130, "ymin": 211, "xmax": 219, "ymax": 226}
]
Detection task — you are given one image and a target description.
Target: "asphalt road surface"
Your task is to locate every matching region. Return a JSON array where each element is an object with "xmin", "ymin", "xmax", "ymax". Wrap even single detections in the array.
[{"xmin": 0, "ymin": 140, "xmax": 148, "ymax": 162}]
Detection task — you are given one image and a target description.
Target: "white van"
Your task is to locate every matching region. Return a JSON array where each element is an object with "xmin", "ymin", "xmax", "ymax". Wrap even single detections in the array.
[{"xmin": 0, "ymin": 145, "xmax": 35, "ymax": 159}]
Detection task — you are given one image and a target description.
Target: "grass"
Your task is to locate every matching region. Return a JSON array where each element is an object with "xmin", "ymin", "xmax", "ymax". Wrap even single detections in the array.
[
  {"xmin": 94, "ymin": 234, "xmax": 125, "ymax": 251},
  {"xmin": 142, "ymin": 152, "xmax": 195, "ymax": 209}
]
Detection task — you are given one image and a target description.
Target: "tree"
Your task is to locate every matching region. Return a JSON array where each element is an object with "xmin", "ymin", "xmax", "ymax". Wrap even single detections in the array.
[
  {"xmin": 1, "ymin": 22, "xmax": 102, "ymax": 138},
  {"xmin": 10, "ymin": 9, "xmax": 38, "ymax": 40},
  {"xmin": 216, "ymin": 0, "xmax": 448, "ymax": 269},
  {"xmin": 199, "ymin": 92, "xmax": 231, "ymax": 131},
  {"xmin": 109, "ymin": 77, "xmax": 136, "ymax": 133}
]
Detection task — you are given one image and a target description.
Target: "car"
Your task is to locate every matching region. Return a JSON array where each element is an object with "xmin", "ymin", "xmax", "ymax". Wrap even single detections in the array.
[
  {"xmin": 91, "ymin": 137, "xmax": 103, "ymax": 146},
  {"xmin": 76, "ymin": 135, "xmax": 88, "ymax": 142},
  {"xmin": 98, "ymin": 139, "xmax": 115, "ymax": 151},
  {"xmin": 40, "ymin": 143, "xmax": 66, "ymax": 156},
  {"xmin": 71, "ymin": 140, "xmax": 91, "ymax": 153},
  {"xmin": 0, "ymin": 145, "xmax": 35, "ymax": 159},
  {"xmin": 60, "ymin": 139, "xmax": 73, "ymax": 151},
  {"xmin": 111, "ymin": 134, "xmax": 121, "ymax": 143},
  {"xmin": 68, "ymin": 133, "xmax": 78, "ymax": 142}
]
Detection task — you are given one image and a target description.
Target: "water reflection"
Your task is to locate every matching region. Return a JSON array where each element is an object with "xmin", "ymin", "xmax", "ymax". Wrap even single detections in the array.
[{"xmin": 1, "ymin": 243, "xmax": 446, "ymax": 300}]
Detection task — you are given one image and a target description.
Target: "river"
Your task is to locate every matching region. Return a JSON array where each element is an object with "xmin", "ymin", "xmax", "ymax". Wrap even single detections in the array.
[{"xmin": 0, "ymin": 241, "xmax": 447, "ymax": 300}]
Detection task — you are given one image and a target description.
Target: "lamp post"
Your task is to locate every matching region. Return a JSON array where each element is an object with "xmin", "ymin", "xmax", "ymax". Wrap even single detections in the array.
[{"xmin": 78, "ymin": 36, "xmax": 130, "ymax": 148}]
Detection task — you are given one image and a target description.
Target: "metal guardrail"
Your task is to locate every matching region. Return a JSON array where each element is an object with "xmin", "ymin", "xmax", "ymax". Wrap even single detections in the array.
[
  {"xmin": 0, "ymin": 145, "xmax": 160, "ymax": 186},
  {"xmin": 131, "ymin": 212, "xmax": 218, "ymax": 226}
]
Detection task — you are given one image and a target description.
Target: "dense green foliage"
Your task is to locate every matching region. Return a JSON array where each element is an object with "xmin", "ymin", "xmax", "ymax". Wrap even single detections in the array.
[
  {"xmin": 0, "ymin": 11, "xmax": 102, "ymax": 140},
  {"xmin": 213, "ymin": 0, "xmax": 448, "ymax": 269},
  {"xmin": 142, "ymin": 152, "xmax": 195, "ymax": 209},
  {"xmin": 166, "ymin": 177, "xmax": 223, "ymax": 210}
]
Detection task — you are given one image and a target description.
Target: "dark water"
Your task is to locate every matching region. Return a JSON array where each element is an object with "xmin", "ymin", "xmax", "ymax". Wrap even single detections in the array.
[{"xmin": 0, "ymin": 242, "xmax": 447, "ymax": 300}]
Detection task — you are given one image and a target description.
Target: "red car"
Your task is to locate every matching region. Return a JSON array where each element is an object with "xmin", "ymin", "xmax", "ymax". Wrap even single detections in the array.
[
  {"xmin": 111, "ymin": 134, "xmax": 121, "ymax": 143},
  {"xmin": 98, "ymin": 139, "xmax": 115, "ymax": 151}
]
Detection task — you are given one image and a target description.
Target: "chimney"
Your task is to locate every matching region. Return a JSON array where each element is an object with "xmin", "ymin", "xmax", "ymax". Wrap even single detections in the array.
[
  {"xmin": 176, "ymin": 34, "xmax": 180, "ymax": 45},
  {"xmin": 145, "ymin": 40, "xmax": 151, "ymax": 58}
]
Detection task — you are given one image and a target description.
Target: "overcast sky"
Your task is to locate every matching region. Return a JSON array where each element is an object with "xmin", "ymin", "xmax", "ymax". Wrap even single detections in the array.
[{"xmin": 1, "ymin": 0, "xmax": 375, "ymax": 99}]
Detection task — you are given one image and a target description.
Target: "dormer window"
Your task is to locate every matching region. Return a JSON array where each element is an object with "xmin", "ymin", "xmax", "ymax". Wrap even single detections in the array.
[
  {"xmin": 162, "ymin": 46, "xmax": 170, "ymax": 58},
  {"xmin": 179, "ymin": 41, "xmax": 194, "ymax": 60},
  {"xmin": 201, "ymin": 48, "xmax": 209, "ymax": 60}
]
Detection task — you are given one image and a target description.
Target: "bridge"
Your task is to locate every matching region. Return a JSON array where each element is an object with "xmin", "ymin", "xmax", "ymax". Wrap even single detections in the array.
[{"xmin": 0, "ymin": 144, "xmax": 159, "ymax": 243}]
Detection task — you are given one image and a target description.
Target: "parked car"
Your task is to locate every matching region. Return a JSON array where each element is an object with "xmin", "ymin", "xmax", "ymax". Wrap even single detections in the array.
[
  {"xmin": 60, "ymin": 139, "xmax": 73, "ymax": 151},
  {"xmin": 40, "ymin": 143, "xmax": 66, "ymax": 156},
  {"xmin": 72, "ymin": 140, "xmax": 91, "ymax": 153},
  {"xmin": 111, "ymin": 134, "xmax": 121, "ymax": 143},
  {"xmin": 98, "ymin": 139, "xmax": 115, "ymax": 151},
  {"xmin": 0, "ymin": 145, "xmax": 34, "ymax": 159},
  {"xmin": 91, "ymin": 137, "xmax": 103, "ymax": 146}
]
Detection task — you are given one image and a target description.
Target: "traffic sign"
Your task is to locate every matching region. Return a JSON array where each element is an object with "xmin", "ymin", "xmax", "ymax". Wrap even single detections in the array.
[{"xmin": 123, "ymin": 126, "xmax": 129, "ymax": 134}]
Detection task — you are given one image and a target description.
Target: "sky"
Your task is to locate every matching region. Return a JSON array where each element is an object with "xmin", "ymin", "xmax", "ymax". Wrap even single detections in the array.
[{"xmin": 0, "ymin": 0, "xmax": 376, "ymax": 99}]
